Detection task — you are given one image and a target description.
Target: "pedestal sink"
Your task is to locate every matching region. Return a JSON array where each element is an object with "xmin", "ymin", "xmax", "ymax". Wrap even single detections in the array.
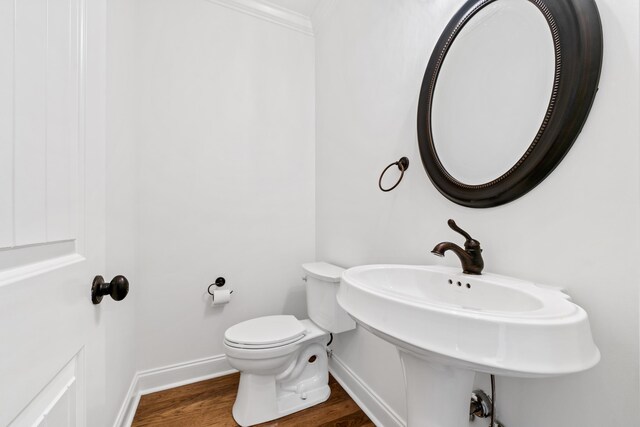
[{"xmin": 337, "ymin": 265, "xmax": 600, "ymax": 427}]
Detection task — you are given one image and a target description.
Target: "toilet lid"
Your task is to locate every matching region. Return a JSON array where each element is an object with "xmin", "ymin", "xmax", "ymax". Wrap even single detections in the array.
[{"xmin": 224, "ymin": 315, "xmax": 306, "ymax": 348}]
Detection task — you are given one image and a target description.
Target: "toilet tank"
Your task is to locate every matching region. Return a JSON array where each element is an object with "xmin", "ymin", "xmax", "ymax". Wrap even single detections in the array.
[{"xmin": 302, "ymin": 262, "xmax": 355, "ymax": 334}]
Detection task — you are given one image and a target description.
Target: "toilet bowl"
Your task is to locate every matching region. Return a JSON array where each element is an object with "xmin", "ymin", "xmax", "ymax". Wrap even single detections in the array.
[{"xmin": 223, "ymin": 262, "xmax": 355, "ymax": 426}]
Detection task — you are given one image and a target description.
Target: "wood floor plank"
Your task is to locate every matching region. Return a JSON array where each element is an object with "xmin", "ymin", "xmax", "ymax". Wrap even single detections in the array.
[
  {"xmin": 133, "ymin": 375, "xmax": 240, "ymax": 426},
  {"xmin": 132, "ymin": 373, "xmax": 374, "ymax": 427},
  {"xmin": 317, "ymin": 411, "xmax": 376, "ymax": 427}
]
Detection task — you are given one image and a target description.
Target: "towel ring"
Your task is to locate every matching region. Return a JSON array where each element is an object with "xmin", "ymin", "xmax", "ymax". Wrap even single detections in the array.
[{"xmin": 379, "ymin": 157, "xmax": 409, "ymax": 192}]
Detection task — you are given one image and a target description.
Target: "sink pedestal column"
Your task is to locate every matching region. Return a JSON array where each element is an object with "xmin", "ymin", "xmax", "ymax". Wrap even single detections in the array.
[{"xmin": 399, "ymin": 350, "xmax": 476, "ymax": 427}]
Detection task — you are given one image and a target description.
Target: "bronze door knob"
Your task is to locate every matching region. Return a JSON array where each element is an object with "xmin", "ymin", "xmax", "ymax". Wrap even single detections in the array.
[{"xmin": 91, "ymin": 275, "xmax": 129, "ymax": 304}]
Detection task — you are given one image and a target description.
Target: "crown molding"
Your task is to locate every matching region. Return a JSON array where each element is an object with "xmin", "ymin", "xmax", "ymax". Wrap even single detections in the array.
[{"xmin": 206, "ymin": 0, "xmax": 314, "ymax": 36}]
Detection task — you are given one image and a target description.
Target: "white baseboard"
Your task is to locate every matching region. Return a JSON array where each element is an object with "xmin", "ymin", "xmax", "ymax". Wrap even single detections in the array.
[
  {"xmin": 113, "ymin": 376, "xmax": 141, "ymax": 427},
  {"xmin": 113, "ymin": 354, "xmax": 236, "ymax": 427},
  {"xmin": 329, "ymin": 354, "xmax": 405, "ymax": 427}
]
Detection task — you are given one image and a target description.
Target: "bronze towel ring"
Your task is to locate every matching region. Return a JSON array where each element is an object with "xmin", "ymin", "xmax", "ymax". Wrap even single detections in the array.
[{"xmin": 379, "ymin": 157, "xmax": 410, "ymax": 192}]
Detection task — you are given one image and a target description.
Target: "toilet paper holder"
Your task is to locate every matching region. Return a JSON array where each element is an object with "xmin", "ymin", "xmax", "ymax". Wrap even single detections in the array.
[{"xmin": 208, "ymin": 277, "xmax": 233, "ymax": 296}]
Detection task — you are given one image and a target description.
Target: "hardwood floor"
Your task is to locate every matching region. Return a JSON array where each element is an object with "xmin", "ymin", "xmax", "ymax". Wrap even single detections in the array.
[{"xmin": 132, "ymin": 373, "xmax": 375, "ymax": 427}]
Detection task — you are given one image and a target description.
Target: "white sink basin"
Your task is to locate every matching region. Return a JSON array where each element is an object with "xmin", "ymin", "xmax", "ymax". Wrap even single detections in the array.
[
  {"xmin": 338, "ymin": 264, "xmax": 599, "ymax": 376},
  {"xmin": 338, "ymin": 264, "xmax": 600, "ymax": 426}
]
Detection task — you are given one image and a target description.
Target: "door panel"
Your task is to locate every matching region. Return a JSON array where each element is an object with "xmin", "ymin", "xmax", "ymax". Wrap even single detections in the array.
[
  {"xmin": 10, "ymin": 351, "xmax": 83, "ymax": 427},
  {"xmin": 46, "ymin": 0, "xmax": 80, "ymax": 243},
  {"xmin": 13, "ymin": 0, "xmax": 48, "ymax": 246},
  {"xmin": 0, "ymin": 0, "xmax": 13, "ymax": 248},
  {"xmin": 10, "ymin": 0, "xmax": 80, "ymax": 248},
  {"xmin": 0, "ymin": 0, "xmax": 107, "ymax": 426}
]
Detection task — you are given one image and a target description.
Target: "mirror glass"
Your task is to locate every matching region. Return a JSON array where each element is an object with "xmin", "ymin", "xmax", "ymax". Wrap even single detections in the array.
[{"xmin": 431, "ymin": 0, "xmax": 555, "ymax": 185}]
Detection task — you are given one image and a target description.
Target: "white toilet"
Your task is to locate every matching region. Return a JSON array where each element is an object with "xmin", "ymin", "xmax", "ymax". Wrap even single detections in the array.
[{"xmin": 223, "ymin": 262, "xmax": 355, "ymax": 426}]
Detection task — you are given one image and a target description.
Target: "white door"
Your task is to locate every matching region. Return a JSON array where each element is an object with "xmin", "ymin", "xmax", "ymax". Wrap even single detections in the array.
[{"xmin": 0, "ymin": 0, "xmax": 112, "ymax": 426}]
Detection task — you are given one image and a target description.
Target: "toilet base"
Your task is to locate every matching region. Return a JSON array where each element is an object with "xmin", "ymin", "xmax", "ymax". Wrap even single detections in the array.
[
  {"xmin": 231, "ymin": 372, "xmax": 330, "ymax": 426},
  {"xmin": 230, "ymin": 336, "xmax": 330, "ymax": 426}
]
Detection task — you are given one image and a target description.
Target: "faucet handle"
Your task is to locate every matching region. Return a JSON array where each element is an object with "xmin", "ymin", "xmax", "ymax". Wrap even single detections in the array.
[{"xmin": 447, "ymin": 219, "xmax": 481, "ymax": 250}]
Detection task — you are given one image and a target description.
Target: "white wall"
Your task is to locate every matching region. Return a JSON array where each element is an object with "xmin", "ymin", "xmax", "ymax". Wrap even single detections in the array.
[
  {"xmin": 134, "ymin": 0, "xmax": 316, "ymax": 371},
  {"xmin": 106, "ymin": 0, "xmax": 139, "ymax": 422},
  {"xmin": 315, "ymin": 1, "xmax": 639, "ymax": 426}
]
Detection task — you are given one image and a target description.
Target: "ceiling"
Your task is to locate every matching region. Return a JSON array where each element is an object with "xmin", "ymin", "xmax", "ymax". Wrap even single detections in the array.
[{"xmin": 265, "ymin": 0, "xmax": 321, "ymax": 17}]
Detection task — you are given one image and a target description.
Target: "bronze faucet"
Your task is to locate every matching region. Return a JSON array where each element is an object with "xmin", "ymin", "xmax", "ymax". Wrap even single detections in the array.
[{"xmin": 432, "ymin": 219, "xmax": 484, "ymax": 275}]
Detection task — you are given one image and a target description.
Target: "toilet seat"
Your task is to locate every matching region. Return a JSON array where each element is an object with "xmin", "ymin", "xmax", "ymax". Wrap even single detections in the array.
[{"xmin": 224, "ymin": 315, "xmax": 306, "ymax": 349}]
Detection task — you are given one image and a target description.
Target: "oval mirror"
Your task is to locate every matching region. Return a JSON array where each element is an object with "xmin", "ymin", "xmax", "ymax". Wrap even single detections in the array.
[{"xmin": 417, "ymin": 0, "xmax": 603, "ymax": 208}]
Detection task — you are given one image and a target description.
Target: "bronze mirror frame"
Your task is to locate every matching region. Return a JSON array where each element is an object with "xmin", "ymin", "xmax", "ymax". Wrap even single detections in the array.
[{"xmin": 417, "ymin": 0, "xmax": 603, "ymax": 208}]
